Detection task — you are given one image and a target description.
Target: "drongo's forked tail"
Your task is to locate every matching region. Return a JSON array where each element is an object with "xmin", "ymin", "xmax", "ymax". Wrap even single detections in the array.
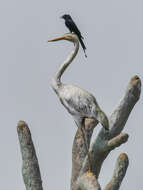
[{"xmin": 78, "ymin": 36, "xmax": 87, "ymax": 58}]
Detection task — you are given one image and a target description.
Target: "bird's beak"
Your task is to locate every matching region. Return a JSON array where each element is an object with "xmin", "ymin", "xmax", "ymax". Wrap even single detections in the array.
[
  {"xmin": 60, "ymin": 16, "xmax": 63, "ymax": 19},
  {"xmin": 48, "ymin": 35, "xmax": 66, "ymax": 42}
]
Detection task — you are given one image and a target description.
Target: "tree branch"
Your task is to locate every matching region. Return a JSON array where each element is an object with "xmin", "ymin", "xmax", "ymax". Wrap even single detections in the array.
[
  {"xmin": 104, "ymin": 153, "xmax": 129, "ymax": 190},
  {"xmin": 109, "ymin": 75, "xmax": 141, "ymax": 138},
  {"xmin": 107, "ymin": 133, "xmax": 129, "ymax": 151},
  {"xmin": 78, "ymin": 76, "xmax": 141, "ymax": 179},
  {"xmin": 71, "ymin": 119, "xmax": 98, "ymax": 189},
  {"xmin": 17, "ymin": 120, "xmax": 43, "ymax": 190}
]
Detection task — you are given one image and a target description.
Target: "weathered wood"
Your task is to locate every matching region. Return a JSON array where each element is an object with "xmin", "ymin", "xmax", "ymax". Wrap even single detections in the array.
[
  {"xmin": 75, "ymin": 171, "xmax": 101, "ymax": 190},
  {"xmin": 71, "ymin": 76, "xmax": 141, "ymax": 190},
  {"xmin": 17, "ymin": 120, "xmax": 43, "ymax": 190},
  {"xmin": 104, "ymin": 153, "xmax": 129, "ymax": 190},
  {"xmin": 80, "ymin": 76, "xmax": 141, "ymax": 178},
  {"xmin": 71, "ymin": 119, "xmax": 98, "ymax": 189}
]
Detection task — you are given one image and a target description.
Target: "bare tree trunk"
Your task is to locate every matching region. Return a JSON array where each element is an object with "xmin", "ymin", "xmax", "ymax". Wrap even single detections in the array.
[{"xmin": 17, "ymin": 75, "xmax": 141, "ymax": 190}]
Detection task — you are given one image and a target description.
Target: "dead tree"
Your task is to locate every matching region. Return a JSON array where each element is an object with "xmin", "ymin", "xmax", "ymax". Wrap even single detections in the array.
[{"xmin": 17, "ymin": 75, "xmax": 141, "ymax": 190}]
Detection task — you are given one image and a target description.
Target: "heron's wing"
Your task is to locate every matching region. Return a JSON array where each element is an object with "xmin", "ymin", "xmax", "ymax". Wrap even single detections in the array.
[{"xmin": 61, "ymin": 89, "xmax": 96, "ymax": 116}]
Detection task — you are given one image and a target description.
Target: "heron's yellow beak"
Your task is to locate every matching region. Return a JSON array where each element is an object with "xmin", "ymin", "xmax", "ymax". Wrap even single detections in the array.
[{"xmin": 48, "ymin": 35, "xmax": 66, "ymax": 42}]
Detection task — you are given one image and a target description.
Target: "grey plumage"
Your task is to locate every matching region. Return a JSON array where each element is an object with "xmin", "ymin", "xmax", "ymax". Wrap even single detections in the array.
[{"xmin": 49, "ymin": 33, "xmax": 109, "ymax": 170}]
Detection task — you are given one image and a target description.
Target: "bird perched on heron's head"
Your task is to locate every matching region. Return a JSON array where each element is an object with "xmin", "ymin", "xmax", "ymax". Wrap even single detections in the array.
[{"xmin": 61, "ymin": 14, "xmax": 87, "ymax": 57}]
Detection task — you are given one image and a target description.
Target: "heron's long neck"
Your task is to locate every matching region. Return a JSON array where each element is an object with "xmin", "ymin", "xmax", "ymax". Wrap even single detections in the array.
[{"xmin": 52, "ymin": 41, "xmax": 79, "ymax": 92}]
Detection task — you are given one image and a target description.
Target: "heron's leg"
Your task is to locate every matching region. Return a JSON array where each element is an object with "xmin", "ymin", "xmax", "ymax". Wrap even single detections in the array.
[{"xmin": 80, "ymin": 119, "xmax": 92, "ymax": 172}]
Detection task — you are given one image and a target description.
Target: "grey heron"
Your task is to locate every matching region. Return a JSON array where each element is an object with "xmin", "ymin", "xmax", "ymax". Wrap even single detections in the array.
[{"xmin": 48, "ymin": 33, "xmax": 109, "ymax": 171}]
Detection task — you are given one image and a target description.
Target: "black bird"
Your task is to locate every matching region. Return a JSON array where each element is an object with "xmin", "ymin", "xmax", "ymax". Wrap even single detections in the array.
[{"xmin": 61, "ymin": 14, "xmax": 87, "ymax": 57}]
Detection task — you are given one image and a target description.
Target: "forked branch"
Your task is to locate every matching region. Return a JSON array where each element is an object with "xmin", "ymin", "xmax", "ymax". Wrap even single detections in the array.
[{"xmin": 71, "ymin": 76, "xmax": 141, "ymax": 190}]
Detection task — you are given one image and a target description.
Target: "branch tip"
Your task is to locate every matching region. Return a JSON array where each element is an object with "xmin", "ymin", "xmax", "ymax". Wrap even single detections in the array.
[
  {"xmin": 117, "ymin": 153, "xmax": 129, "ymax": 167},
  {"xmin": 17, "ymin": 120, "xmax": 28, "ymax": 130},
  {"xmin": 118, "ymin": 153, "xmax": 128, "ymax": 160},
  {"xmin": 107, "ymin": 133, "xmax": 129, "ymax": 151},
  {"xmin": 104, "ymin": 153, "xmax": 129, "ymax": 190},
  {"xmin": 130, "ymin": 75, "xmax": 141, "ymax": 85}
]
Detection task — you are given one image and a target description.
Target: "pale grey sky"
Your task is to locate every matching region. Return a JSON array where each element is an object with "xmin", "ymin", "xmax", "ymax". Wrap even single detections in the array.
[{"xmin": 0, "ymin": 0, "xmax": 142, "ymax": 189}]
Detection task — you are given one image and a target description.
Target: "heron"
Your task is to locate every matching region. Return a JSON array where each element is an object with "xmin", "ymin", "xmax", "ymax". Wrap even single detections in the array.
[{"xmin": 48, "ymin": 33, "xmax": 109, "ymax": 171}]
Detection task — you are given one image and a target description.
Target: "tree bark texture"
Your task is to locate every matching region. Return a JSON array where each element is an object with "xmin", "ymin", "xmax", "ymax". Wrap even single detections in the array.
[
  {"xmin": 71, "ymin": 75, "xmax": 141, "ymax": 190},
  {"xmin": 17, "ymin": 120, "xmax": 43, "ymax": 190}
]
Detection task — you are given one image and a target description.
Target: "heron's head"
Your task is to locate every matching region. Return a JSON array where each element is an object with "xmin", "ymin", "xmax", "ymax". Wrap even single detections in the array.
[
  {"xmin": 97, "ymin": 110, "xmax": 109, "ymax": 131},
  {"xmin": 60, "ymin": 14, "xmax": 71, "ymax": 20},
  {"xmin": 48, "ymin": 33, "xmax": 79, "ymax": 44}
]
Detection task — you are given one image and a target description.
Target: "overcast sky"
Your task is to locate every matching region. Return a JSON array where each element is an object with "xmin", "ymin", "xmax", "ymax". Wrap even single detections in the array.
[{"xmin": 0, "ymin": 0, "xmax": 142, "ymax": 189}]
